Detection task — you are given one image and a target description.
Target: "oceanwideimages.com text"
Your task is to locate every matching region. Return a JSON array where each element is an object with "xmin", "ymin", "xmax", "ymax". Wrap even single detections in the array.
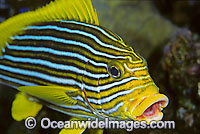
[{"xmin": 25, "ymin": 117, "xmax": 175, "ymax": 131}]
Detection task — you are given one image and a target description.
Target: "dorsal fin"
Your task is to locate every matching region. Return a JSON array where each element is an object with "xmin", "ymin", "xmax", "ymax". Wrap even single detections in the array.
[{"xmin": 0, "ymin": 0, "xmax": 99, "ymax": 56}]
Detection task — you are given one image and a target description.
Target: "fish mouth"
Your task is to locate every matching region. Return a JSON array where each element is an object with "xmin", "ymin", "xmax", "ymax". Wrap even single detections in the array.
[{"xmin": 127, "ymin": 94, "xmax": 168, "ymax": 123}]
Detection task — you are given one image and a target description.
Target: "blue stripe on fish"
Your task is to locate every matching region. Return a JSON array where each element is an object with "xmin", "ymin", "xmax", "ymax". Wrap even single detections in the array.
[
  {"xmin": 7, "ymin": 44, "xmax": 107, "ymax": 67},
  {"xmin": 0, "ymin": 74, "xmax": 38, "ymax": 87},
  {"xmin": 0, "ymin": 64, "xmax": 82, "ymax": 86},
  {"xmin": 87, "ymin": 75, "xmax": 150, "ymax": 92},
  {"xmin": 25, "ymin": 25, "xmax": 127, "ymax": 52},
  {"xmin": 3, "ymin": 55, "xmax": 109, "ymax": 79},
  {"xmin": 48, "ymin": 106, "xmax": 98, "ymax": 119},
  {"xmin": 10, "ymin": 35, "xmax": 127, "ymax": 59},
  {"xmin": 61, "ymin": 20, "xmax": 120, "ymax": 42}
]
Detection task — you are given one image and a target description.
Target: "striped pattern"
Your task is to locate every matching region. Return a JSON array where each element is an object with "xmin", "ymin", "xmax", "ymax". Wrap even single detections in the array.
[{"xmin": 0, "ymin": 21, "xmax": 153, "ymax": 119}]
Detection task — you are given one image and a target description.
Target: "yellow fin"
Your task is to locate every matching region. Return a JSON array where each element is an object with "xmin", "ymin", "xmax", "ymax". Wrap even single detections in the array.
[
  {"xmin": 18, "ymin": 86, "xmax": 78, "ymax": 105},
  {"xmin": 11, "ymin": 92, "xmax": 43, "ymax": 121},
  {"xmin": 59, "ymin": 118, "xmax": 86, "ymax": 134},
  {"xmin": 0, "ymin": 0, "xmax": 99, "ymax": 56},
  {"xmin": 89, "ymin": 129, "xmax": 104, "ymax": 134},
  {"xmin": 59, "ymin": 127, "xmax": 86, "ymax": 134}
]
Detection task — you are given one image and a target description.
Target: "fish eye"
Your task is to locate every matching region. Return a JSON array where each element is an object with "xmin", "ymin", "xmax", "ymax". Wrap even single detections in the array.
[{"xmin": 108, "ymin": 66, "xmax": 121, "ymax": 79}]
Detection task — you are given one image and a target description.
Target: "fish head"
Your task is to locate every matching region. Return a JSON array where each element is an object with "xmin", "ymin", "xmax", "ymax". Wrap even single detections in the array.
[{"xmin": 96, "ymin": 49, "xmax": 169, "ymax": 122}]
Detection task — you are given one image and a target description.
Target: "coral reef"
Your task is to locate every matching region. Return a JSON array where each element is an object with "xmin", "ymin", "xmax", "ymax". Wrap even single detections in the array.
[{"xmin": 162, "ymin": 29, "xmax": 200, "ymax": 132}]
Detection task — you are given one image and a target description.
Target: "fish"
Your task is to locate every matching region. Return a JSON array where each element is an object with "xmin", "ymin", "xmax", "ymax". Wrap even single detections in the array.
[{"xmin": 0, "ymin": 0, "xmax": 169, "ymax": 133}]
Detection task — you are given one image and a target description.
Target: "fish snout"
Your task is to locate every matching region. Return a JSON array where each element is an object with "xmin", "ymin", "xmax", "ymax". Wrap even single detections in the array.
[{"xmin": 125, "ymin": 93, "xmax": 169, "ymax": 123}]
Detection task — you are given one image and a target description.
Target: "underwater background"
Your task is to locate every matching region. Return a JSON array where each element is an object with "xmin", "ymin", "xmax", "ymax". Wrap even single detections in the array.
[{"xmin": 0, "ymin": 0, "xmax": 200, "ymax": 134}]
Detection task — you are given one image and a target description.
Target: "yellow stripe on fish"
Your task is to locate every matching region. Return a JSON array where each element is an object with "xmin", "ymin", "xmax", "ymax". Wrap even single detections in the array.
[
  {"xmin": 0, "ymin": 0, "xmax": 99, "ymax": 53},
  {"xmin": 0, "ymin": 0, "xmax": 169, "ymax": 133}
]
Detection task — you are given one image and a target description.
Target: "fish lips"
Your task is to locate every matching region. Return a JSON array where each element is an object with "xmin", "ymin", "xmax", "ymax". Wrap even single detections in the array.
[{"xmin": 126, "ymin": 93, "xmax": 169, "ymax": 123}]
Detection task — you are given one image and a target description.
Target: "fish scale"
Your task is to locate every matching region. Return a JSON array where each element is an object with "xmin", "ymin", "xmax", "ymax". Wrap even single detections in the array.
[
  {"xmin": 0, "ymin": 20, "xmax": 145, "ymax": 116},
  {"xmin": 0, "ymin": 0, "xmax": 169, "ymax": 133}
]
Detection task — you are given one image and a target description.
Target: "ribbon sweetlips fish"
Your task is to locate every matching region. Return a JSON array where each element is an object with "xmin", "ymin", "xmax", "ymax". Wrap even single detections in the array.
[{"xmin": 0, "ymin": 0, "xmax": 169, "ymax": 133}]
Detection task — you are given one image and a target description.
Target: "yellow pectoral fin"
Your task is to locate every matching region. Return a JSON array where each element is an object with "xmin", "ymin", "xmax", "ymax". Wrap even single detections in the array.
[
  {"xmin": 18, "ymin": 86, "xmax": 78, "ymax": 106},
  {"xmin": 59, "ymin": 128, "xmax": 86, "ymax": 134},
  {"xmin": 89, "ymin": 129, "xmax": 104, "ymax": 134},
  {"xmin": 59, "ymin": 118, "xmax": 87, "ymax": 134},
  {"xmin": 12, "ymin": 92, "xmax": 43, "ymax": 121}
]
